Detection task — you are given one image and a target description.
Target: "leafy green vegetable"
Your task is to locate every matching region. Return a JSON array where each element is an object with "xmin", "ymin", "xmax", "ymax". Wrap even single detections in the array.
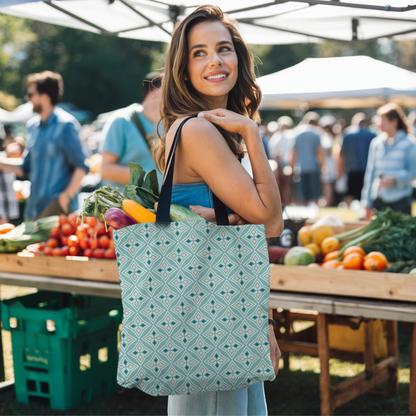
[
  {"xmin": 128, "ymin": 162, "xmax": 146, "ymax": 187},
  {"xmin": 78, "ymin": 185, "xmax": 125, "ymax": 226},
  {"xmin": 336, "ymin": 208, "xmax": 416, "ymax": 262}
]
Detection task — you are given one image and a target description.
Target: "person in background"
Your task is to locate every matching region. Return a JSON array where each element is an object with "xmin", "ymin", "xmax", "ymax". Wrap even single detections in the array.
[
  {"xmin": 100, "ymin": 72, "xmax": 163, "ymax": 190},
  {"xmin": 0, "ymin": 71, "xmax": 87, "ymax": 219},
  {"xmin": 291, "ymin": 111, "xmax": 324, "ymax": 205},
  {"xmin": 268, "ymin": 116, "xmax": 294, "ymax": 206},
  {"xmin": 319, "ymin": 116, "xmax": 338, "ymax": 207},
  {"xmin": 339, "ymin": 113, "xmax": 376, "ymax": 205},
  {"xmin": 0, "ymin": 129, "xmax": 19, "ymax": 224},
  {"xmin": 259, "ymin": 124, "xmax": 271, "ymax": 159},
  {"xmin": 362, "ymin": 103, "xmax": 416, "ymax": 219}
]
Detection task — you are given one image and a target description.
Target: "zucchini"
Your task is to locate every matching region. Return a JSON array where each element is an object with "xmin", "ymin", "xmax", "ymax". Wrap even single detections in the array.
[{"xmin": 169, "ymin": 204, "xmax": 204, "ymax": 222}]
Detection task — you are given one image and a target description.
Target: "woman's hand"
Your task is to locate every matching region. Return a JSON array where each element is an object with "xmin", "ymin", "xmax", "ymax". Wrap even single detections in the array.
[
  {"xmin": 189, "ymin": 205, "xmax": 248, "ymax": 225},
  {"xmin": 197, "ymin": 109, "xmax": 257, "ymax": 137},
  {"xmin": 269, "ymin": 325, "xmax": 281, "ymax": 376}
]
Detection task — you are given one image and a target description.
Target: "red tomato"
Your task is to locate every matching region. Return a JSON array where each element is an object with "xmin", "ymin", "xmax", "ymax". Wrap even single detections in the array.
[
  {"xmin": 107, "ymin": 226, "xmax": 114, "ymax": 238},
  {"xmin": 50, "ymin": 227, "xmax": 61, "ymax": 239},
  {"xmin": 39, "ymin": 242, "xmax": 46, "ymax": 250},
  {"xmin": 89, "ymin": 238, "xmax": 99, "ymax": 250},
  {"xmin": 79, "ymin": 237, "xmax": 89, "ymax": 251},
  {"xmin": 44, "ymin": 246, "xmax": 53, "ymax": 256},
  {"xmin": 60, "ymin": 235, "xmax": 68, "ymax": 246},
  {"xmin": 67, "ymin": 213, "xmax": 78, "ymax": 227},
  {"xmin": 67, "ymin": 235, "xmax": 79, "ymax": 248},
  {"xmin": 99, "ymin": 235, "xmax": 109, "ymax": 249},
  {"xmin": 46, "ymin": 238, "xmax": 59, "ymax": 248},
  {"xmin": 60, "ymin": 245, "xmax": 70, "ymax": 256},
  {"xmin": 93, "ymin": 248, "xmax": 105, "ymax": 258},
  {"xmin": 87, "ymin": 226, "xmax": 96, "ymax": 238},
  {"xmin": 75, "ymin": 224, "xmax": 89, "ymax": 239},
  {"xmin": 69, "ymin": 246, "xmax": 80, "ymax": 256},
  {"xmin": 61, "ymin": 223, "xmax": 73, "ymax": 236},
  {"xmin": 85, "ymin": 217, "xmax": 97, "ymax": 227},
  {"xmin": 109, "ymin": 239, "xmax": 115, "ymax": 249},
  {"xmin": 58, "ymin": 214, "xmax": 68, "ymax": 226},
  {"xmin": 96, "ymin": 222, "xmax": 106, "ymax": 236},
  {"xmin": 83, "ymin": 248, "xmax": 93, "ymax": 258},
  {"xmin": 104, "ymin": 248, "xmax": 116, "ymax": 259},
  {"xmin": 52, "ymin": 247, "xmax": 61, "ymax": 256}
]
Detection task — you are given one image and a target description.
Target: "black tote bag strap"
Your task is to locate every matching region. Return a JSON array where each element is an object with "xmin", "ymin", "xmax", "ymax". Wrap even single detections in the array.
[{"xmin": 156, "ymin": 116, "xmax": 230, "ymax": 226}]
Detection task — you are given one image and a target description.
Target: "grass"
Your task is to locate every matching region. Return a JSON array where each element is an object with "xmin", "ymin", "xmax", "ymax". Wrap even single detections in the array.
[{"xmin": 0, "ymin": 285, "xmax": 411, "ymax": 415}]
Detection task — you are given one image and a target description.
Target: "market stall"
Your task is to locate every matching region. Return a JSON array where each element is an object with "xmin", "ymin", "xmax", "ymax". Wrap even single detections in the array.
[
  {"xmin": 1, "ymin": 176, "xmax": 416, "ymax": 414},
  {"xmin": 1, "ymin": 255, "xmax": 416, "ymax": 415}
]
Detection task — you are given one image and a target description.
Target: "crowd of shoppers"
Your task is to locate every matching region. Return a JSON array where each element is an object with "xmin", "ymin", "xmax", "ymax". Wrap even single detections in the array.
[
  {"xmin": 265, "ymin": 105, "xmax": 416, "ymax": 214},
  {"xmin": 1, "ymin": 68, "xmax": 416, "ymax": 219}
]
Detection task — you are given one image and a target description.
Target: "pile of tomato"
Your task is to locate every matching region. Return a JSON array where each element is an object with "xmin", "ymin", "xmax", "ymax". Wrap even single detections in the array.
[
  {"xmin": 40, "ymin": 214, "xmax": 116, "ymax": 259},
  {"xmin": 320, "ymin": 243, "xmax": 388, "ymax": 271}
]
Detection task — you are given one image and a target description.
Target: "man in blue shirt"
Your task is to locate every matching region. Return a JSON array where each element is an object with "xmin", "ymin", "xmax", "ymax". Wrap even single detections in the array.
[
  {"xmin": 339, "ymin": 113, "xmax": 376, "ymax": 203},
  {"xmin": 100, "ymin": 72, "xmax": 163, "ymax": 190},
  {"xmin": 0, "ymin": 71, "xmax": 88, "ymax": 219},
  {"xmin": 291, "ymin": 112, "xmax": 324, "ymax": 205}
]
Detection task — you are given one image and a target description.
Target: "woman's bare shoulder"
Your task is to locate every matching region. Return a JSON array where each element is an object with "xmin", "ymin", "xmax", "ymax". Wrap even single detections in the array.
[{"xmin": 167, "ymin": 116, "xmax": 222, "ymax": 149}]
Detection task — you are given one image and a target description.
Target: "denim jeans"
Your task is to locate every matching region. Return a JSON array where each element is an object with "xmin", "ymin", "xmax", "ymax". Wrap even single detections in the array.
[{"xmin": 167, "ymin": 382, "xmax": 267, "ymax": 416}]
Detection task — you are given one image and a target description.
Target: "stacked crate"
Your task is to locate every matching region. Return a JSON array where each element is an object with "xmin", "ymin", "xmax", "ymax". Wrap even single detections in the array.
[{"xmin": 1, "ymin": 292, "xmax": 122, "ymax": 410}]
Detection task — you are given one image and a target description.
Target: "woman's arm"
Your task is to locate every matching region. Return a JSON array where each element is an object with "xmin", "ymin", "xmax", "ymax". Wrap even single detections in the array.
[{"xmin": 176, "ymin": 111, "xmax": 283, "ymax": 237}]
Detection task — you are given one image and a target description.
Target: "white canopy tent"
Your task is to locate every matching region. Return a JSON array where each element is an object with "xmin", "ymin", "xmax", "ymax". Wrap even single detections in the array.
[
  {"xmin": 1, "ymin": 1, "xmax": 416, "ymax": 45},
  {"xmin": 257, "ymin": 55, "xmax": 416, "ymax": 109}
]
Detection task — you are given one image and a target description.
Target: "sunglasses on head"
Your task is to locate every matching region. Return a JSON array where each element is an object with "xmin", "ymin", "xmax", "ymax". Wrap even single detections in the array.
[{"xmin": 24, "ymin": 90, "xmax": 36, "ymax": 98}]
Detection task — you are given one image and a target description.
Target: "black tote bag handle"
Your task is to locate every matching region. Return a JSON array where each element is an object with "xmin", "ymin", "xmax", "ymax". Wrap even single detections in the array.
[{"xmin": 156, "ymin": 116, "xmax": 229, "ymax": 225}]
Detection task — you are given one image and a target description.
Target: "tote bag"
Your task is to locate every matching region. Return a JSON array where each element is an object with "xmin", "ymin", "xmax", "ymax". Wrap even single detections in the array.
[{"xmin": 114, "ymin": 117, "xmax": 275, "ymax": 396}]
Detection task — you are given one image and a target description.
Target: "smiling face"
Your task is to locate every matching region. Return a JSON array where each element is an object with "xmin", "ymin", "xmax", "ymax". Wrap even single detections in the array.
[{"xmin": 186, "ymin": 20, "xmax": 238, "ymax": 109}]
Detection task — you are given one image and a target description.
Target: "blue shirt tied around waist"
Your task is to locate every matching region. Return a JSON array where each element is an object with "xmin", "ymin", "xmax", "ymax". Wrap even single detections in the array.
[
  {"xmin": 169, "ymin": 180, "xmax": 267, "ymax": 416},
  {"xmin": 361, "ymin": 129, "xmax": 416, "ymax": 208},
  {"xmin": 22, "ymin": 107, "xmax": 88, "ymax": 219}
]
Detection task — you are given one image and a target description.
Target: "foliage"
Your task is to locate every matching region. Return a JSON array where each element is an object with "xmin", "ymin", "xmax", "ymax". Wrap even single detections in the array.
[
  {"xmin": 9, "ymin": 22, "xmax": 166, "ymax": 115},
  {"xmin": 0, "ymin": 15, "xmax": 35, "ymax": 110},
  {"xmin": 0, "ymin": 90, "xmax": 21, "ymax": 111}
]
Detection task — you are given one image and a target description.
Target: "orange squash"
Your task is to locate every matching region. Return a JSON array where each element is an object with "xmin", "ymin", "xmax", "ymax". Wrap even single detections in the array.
[{"xmin": 122, "ymin": 200, "xmax": 156, "ymax": 223}]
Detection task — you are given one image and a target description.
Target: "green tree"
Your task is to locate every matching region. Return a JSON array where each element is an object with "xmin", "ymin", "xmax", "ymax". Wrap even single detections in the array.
[
  {"xmin": 0, "ymin": 15, "xmax": 35, "ymax": 108},
  {"xmin": 11, "ymin": 22, "xmax": 166, "ymax": 115}
]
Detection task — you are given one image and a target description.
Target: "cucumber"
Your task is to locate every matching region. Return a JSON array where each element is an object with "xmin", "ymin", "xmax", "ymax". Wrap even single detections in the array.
[{"xmin": 170, "ymin": 204, "xmax": 204, "ymax": 222}]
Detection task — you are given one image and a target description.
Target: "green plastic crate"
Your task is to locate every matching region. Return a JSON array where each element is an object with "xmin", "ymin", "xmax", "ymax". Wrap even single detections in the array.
[
  {"xmin": 2, "ymin": 291, "xmax": 122, "ymax": 338},
  {"xmin": 1, "ymin": 292, "xmax": 122, "ymax": 410}
]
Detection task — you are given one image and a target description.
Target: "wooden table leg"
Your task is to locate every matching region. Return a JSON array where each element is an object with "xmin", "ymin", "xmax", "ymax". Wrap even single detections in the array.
[
  {"xmin": 386, "ymin": 321, "xmax": 399, "ymax": 394},
  {"xmin": 410, "ymin": 322, "xmax": 416, "ymax": 416},
  {"xmin": 282, "ymin": 310, "xmax": 291, "ymax": 370},
  {"xmin": 364, "ymin": 320, "xmax": 375, "ymax": 379},
  {"xmin": 317, "ymin": 313, "xmax": 332, "ymax": 415}
]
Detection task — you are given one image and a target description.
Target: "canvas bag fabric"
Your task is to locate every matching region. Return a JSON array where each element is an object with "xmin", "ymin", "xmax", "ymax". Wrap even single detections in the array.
[{"xmin": 114, "ymin": 116, "xmax": 275, "ymax": 396}]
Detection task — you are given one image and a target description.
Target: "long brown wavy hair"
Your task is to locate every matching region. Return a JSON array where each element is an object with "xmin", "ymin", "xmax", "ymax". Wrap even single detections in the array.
[{"xmin": 154, "ymin": 5, "xmax": 262, "ymax": 172}]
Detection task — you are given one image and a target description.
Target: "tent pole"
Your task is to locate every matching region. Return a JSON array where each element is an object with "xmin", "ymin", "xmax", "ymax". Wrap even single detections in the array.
[
  {"xmin": 119, "ymin": 0, "xmax": 172, "ymax": 36},
  {"xmin": 45, "ymin": 2, "xmax": 114, "ymax": 35}
]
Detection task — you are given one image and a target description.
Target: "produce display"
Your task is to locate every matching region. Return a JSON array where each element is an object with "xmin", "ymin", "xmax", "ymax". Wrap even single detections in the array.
[
  {"xmin": 79, "ymin": 162, "xmax": 203, "ymax": 227},
  {"xmin": 268, "ymin": 210, "xmax": 416, "ymax": 275},
  {"xmin": 36, "ymin": 213, "xmax": 116, "ymax": 259},
  {"xmin": 0, "ymin": 216, "xmax": 59, "ymax": 253}
]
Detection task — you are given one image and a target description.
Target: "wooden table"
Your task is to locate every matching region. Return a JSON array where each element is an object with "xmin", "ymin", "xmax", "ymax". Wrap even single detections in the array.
[
  {"xmin": 1, "ymin": 255, "xmax": 416, "ymax": 415},
  {"xmin": 269, "ymin": 291, "xmax": 416, "ymax": 416}
]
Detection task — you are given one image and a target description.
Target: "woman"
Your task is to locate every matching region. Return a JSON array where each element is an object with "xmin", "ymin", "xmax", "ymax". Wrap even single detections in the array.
[
  {"xmin": 154, "ymin": 5, "xmax": 283, "ymax": 416},
  {"xmin": 362, "ymin": 103, "xmax": 416, "ymax": 219}
]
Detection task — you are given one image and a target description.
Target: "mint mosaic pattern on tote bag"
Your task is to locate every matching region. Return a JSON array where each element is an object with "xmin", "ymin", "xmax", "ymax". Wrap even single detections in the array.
[{"xmin": 114, "ymin": 220, "xmax": 274, "ymax": 396}]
